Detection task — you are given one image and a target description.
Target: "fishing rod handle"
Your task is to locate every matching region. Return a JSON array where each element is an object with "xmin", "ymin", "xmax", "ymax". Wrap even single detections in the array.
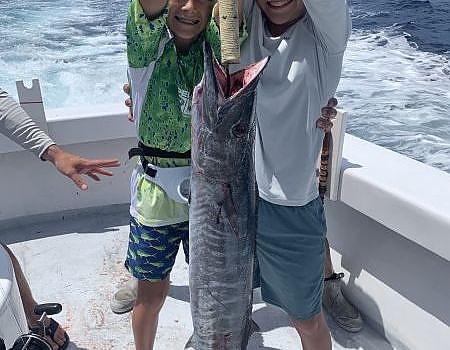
[
  {"xmin": 319, "ymin": 131, "xmax": 331, "ymax": 200},
  {"xmin": 218, "ymin": 0, "xmax": 240, "ymax": 64}
]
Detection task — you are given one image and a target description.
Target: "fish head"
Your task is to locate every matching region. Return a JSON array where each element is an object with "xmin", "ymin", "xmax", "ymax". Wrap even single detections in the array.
[{"xmin": 191, "ymin": 42, "xmax": 268, "ymax": 180}]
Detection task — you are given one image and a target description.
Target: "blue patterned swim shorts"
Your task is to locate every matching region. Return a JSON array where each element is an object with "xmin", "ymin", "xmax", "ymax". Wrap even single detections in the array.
[{"xmin": 125, "ymin": 216, "xmax": 189, "ymax": 281}]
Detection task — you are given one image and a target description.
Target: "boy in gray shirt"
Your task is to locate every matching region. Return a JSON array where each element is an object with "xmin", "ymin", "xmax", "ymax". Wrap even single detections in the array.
[{"xmin": 236, "ymin": 0, "xmax": 359, "ymax": 348}]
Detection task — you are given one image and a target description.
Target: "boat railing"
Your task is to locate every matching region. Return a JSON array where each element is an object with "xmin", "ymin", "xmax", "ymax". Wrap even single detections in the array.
[{"xmin": 1, "ymin": 80, "xmax": 449, "ymax": 349}]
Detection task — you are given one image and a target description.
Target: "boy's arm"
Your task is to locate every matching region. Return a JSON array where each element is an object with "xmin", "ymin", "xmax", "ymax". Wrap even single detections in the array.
[
  {"xmin": 139, "ymin": 0, "xmax": 167, "ymax": 18},
  {"xmin": 303, "ymin": 0, "xmax": 351, "ymax": 54},
  {"xmin": 127, "ymin": 0, "xmax": 168, "ymax": 68}
]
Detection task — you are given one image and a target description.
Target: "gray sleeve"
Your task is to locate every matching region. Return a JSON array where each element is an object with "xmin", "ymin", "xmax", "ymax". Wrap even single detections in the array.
[
  {"xmin": 243, "ymin": 0, "xmax": 255, "ymax": 26},
  {"xmin": 304, "ymin": 0, "xmax": 352, "ymax": 54},
  {"xmin": 0, "ymin": 88, "xmax": 55, "ymax": 159}
]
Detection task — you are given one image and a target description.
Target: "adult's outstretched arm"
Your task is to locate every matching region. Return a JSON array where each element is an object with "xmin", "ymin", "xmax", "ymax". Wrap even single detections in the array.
[{"xmin": 0, "ymin": 87, "xmax": 120, "ymax": 190}]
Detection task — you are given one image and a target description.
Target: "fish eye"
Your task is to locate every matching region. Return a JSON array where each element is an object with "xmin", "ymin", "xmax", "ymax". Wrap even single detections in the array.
[{"xmin": 232, "ymin": 123, "xmax": 246, "ymax": 138}]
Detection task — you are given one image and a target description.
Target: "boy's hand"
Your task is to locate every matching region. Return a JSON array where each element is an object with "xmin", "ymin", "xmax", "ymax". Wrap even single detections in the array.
[
  {"xmin": 316, "ymin": 97, "xmax": 337, "ymax": 133},
  {"xmin": 123, "ymin": 83, "xmax": 134, "ymax": 122}
]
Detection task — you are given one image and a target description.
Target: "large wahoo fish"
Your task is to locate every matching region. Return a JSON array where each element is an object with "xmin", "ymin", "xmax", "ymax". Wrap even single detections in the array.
[{"xmin": 187, "ymin": 42, "xmax": 268, "ymax": 349}]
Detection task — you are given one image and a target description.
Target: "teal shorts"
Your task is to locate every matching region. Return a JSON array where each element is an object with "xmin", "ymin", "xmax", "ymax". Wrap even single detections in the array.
[
  {"xmin": 125, "ymin": 216, "xmax": 189, "ymax": 281},
  {"xmin": 255, "ymin": 197, "xmax": 327, "ymax": 321}
]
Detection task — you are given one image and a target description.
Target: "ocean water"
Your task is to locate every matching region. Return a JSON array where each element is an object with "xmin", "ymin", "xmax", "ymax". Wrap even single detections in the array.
[
  {"xmin": 0, "ymin": 0, "xmax": 449, "ymax": 172},
  {"xmin": 0, "ymin": 0, "xmax": 128, "ymax": 107},
  {"xmin": 340, "ymin": 0, "xmax": 450, "ymax": 172}
]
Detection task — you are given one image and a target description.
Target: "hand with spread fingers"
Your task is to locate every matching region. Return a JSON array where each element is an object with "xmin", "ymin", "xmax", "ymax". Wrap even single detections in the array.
[
  {"xmin": 42, "ymin": 145, "xmax": 121, "ymax": 191},
  {"xmin": 1, "ymin": 87, "xmax": 121, "ymax": 192},
  {"xmin": 316, "ymin": 97, "xmax": 338, "ymax": 133}
]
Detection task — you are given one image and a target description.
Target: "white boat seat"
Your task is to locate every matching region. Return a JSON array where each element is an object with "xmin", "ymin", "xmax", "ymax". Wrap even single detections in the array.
[{"xmin": 0, "ymin": 245, "xmax": 28, "ymax": 348}]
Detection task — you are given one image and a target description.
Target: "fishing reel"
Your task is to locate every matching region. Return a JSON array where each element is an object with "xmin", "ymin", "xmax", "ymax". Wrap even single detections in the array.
[{"xmin": 0, "ymin": 303, "xmax": 62, "ymax": 350}]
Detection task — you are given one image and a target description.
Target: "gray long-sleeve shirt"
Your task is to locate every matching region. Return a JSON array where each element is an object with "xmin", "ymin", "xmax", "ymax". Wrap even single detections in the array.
[
  {"xmin": 236, "ymin": 0, "xmax": 351, "ymax": 206},
  {"xmin": 0, "ymin": 88, "xmax": 55, "ymax": 158}
]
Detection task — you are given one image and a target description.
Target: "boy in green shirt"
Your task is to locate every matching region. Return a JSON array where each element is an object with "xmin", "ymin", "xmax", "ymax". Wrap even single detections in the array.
[{"xmin": 124, "ymin": 0, "xmax": 220, "ymax": 349}]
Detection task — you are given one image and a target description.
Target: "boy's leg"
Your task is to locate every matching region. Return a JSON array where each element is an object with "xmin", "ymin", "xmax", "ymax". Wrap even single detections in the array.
[
  {"xmin": 291, "ymin": 312, "xmax": 331, "ymax": 350},
  {"xmin": 256, "ymin": 197, "xmax": 330, "ymax": 348},
  {"xmin": 125, "ymin": 218, "xmax": 188, "ymax": 350},
  {"xmin": 133, "ymin": 278, "xmax": 170, "ymax": 350},
  {"xmin": 323, "ymin": 239, "xmax": 363, "ymax": 332},
  {"xmin": 324, "ymin": 239, "xmax": 334, "ymax": 279}
]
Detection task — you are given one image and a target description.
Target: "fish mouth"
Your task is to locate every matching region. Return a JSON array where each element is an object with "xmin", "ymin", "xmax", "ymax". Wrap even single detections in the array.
[
  {"xmin": 266, "ymin": 0, "xmax": 294, "ymax": 9},
  {"xmin": 175, "ymin": 15, "xmax": 200, "ymax": 25}
]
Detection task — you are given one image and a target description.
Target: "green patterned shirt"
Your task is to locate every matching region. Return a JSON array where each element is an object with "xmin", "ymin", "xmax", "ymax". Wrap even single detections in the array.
[
  {"xmin": 127, "ymin": 0, "xmax": 221, "ymax": 226},
  {"xmin": 127, "ymin": 0, "xmax": 221, "ymax": 152}
]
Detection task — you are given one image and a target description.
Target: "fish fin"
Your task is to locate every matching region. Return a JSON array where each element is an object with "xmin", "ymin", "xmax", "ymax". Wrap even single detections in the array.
[
  {"xmin": 203, "ymin": 41, "xmax": 219, "ymax": 127},
  {"xmin": 240, "ymin": 319, "xmax": 261, "ymax": 349},
  {"xmin": 184, "ymin": 334, "xmax": 195, "ymax": 349},
  {"xmin": 250, "ymin": 318, "xmax": 261, "ymax": 333}
]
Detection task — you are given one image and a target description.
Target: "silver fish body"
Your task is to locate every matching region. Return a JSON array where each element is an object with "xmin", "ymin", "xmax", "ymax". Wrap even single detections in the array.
[{"xmin": 187, "ymin": 42, "xmax": 268, "ymax": 350}]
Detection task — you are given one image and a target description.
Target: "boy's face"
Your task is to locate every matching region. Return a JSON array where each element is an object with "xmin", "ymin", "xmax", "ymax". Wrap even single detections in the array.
[
  {"xmin": 168, "ymin": 0, "xmax": 213, "ymax": 47},
  {"xmin": 256, "ymin": 0, "xmax": 306, "ymax": 27}
]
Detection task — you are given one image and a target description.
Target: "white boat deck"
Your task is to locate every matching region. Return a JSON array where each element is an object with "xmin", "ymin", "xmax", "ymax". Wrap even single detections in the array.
[{"xmin": 3, "ymin": 205, "xmax": 396, "ymax": 350}]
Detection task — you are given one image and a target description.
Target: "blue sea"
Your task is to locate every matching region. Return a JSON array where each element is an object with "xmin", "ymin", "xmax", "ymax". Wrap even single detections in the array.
[
  {"xmin": 0, "ymin": 0, "xmax": 449, "ymax": 172},
  {"xmin": 339, "ymin": 0, "xmax": 450, "ymax": 172}
]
